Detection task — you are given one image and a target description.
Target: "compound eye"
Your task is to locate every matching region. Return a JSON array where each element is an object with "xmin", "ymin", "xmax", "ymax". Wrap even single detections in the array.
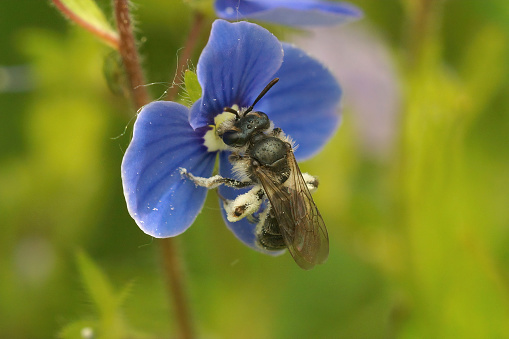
[{"xmin": 222, "ymin": 130, "xmax": 246, "ymax": 147}]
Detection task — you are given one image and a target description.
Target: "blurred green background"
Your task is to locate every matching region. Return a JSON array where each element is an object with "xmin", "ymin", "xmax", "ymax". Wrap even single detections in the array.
[{"xmin": 1, "ymin": 0, "xmax": 509, "ymax": 338}]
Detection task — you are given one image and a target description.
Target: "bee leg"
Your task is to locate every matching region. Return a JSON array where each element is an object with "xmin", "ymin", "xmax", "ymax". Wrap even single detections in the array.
[
  {"xmin": 179, "ymin": 167, "xmax": 252, "ymax": 189},
  {"xmin": 222, "ymin": 186, "xmax": 264, "ymax": 222},
  {"xmin": 302, "ymin": 173, "xmax": 319, "ymax": 193}
]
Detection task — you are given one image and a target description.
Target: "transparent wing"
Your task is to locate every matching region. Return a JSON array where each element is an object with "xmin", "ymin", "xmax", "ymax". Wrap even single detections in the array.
[{"xmin": 254, "ymin": 148, "xmax": 329, "ymax": 270}]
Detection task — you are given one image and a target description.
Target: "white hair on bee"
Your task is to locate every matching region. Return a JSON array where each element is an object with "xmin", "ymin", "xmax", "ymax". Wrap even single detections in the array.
[
  {"xmin": 230, "ymin": 155, "xmax": 251, "ymax": 181},
  {"xmin": 254, "ymin": 205, "xmax": 271, "ymax": 237},
  {"xmin": 223, "ymin": 185, "xmax": 263, "ymax": 222},
  {"xmin": 279, "ymin": 130, "xmax": 298, "ymax": 151},
  {"xmin": 301, "ymin": 173, "xmax": 319, "ymax": 193}
]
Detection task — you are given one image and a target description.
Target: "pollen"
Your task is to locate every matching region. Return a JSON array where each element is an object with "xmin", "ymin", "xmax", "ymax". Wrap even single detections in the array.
[{"xmin": 203, "ymin": 109, "xmax": 237, "ymax": 152}]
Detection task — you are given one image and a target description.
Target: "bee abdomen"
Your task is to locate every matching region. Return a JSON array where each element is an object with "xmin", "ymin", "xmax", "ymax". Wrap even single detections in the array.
[{"xmin": 257, "ymin": 210, "xmax": 286, "ymax": 251}]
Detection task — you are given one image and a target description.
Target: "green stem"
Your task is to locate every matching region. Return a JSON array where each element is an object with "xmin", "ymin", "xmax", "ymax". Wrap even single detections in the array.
[
  {"xmin": 161, "ymin": 238, "xmax": 194, "ymax": 339},
  {"xmin": 403, "ymin": 0, "xmax": 442, "ymax": 68},
  {"xmin": 114, "ymin": 0, "xmax": 150, "ymax": 110},
  {"xmin": 113, "ymin": 1, "xmax": 194, "ymax": 338}
]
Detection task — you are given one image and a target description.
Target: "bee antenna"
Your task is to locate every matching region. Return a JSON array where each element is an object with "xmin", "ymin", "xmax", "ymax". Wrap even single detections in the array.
[
  {"xmin": 223, "ymin": 107, "xmax": 240, "ymax": 118},
  {"xmin": 245, "ymin": 78, "xmax": 279, "ymax": 114}
]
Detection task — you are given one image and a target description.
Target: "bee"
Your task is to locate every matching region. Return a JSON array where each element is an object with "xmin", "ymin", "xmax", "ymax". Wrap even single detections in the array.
[{"xmin": 181, "ymin": 78, "xmax": 329, "ymax": 269}]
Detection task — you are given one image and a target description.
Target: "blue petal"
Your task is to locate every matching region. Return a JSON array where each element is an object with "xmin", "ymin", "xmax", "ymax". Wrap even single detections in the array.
[
  {"xmin": 255, "ymin": 43, "xmax": 342, "ymax": 160},
  {"xmin": 122, "ymin": 101, "xmax": 216, "ymax": 238},
  {"xmin": 189, "ymin": 20, "xmax": 284, "ymax": 129},
  {"xmin": 215, "ymin": 0, "xmax": 362, "ymax": 27},
  {"xmin": 217, "ymin": 152, "xmax": 284, "ymax": 256}
]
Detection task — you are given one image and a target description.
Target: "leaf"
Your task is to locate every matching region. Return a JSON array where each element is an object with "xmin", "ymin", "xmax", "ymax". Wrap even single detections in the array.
[
  {"xmin": 184, "ymin": 69, "xmax": 202, "ymax": 105},
  {"xmin": 69, "ymin": 251, "xmax": 147, "ymax": 339},
  {"xmin": 76, "ymin": 250, "xmax": 117, "ymax": 318},
  {"xmin": 52, "ymin": 0, "xmax": 119, "ymax": 49}
]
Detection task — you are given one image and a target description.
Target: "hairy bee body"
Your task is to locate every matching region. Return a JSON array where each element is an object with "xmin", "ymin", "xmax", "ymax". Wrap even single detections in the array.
[{"xmin": 182, "ymin": 79, "xmax": 329, "ymax": 269}]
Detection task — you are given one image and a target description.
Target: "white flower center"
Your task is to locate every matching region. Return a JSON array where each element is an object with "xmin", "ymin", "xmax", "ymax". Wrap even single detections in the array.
[{"xmin": 203, "ymin": 106, "xmax": 238, "ymax": 152}]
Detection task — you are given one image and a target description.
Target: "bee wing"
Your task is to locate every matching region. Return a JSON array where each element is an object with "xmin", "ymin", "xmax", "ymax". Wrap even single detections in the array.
[{"xmin": 254, "ymin": 148, "xmax": 329, "ymax": 270}]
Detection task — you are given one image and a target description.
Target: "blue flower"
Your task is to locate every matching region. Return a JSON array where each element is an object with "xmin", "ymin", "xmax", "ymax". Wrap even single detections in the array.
[
  {"xmin": 121, "ymin": 20, "xmax": 341, "ymax": 253},
  {"xmin": 215, "ymin": 0, "xmax": 362, "ymax": 27}
]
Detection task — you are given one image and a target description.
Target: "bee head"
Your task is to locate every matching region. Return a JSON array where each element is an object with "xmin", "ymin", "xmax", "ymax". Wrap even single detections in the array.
[
  {"xmin": 221, "ymin": 111, "xmax": 270, "ymax": 147},
  {"xmin": 220, "ymin": 78, "xmax": 279, "ymax": 148}
]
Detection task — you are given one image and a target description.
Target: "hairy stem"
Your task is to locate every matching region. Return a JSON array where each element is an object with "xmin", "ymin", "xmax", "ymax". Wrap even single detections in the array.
[
  {"xmin": 161, "ymin": 238, "xmax": 194, "ymax": 339},
  {"xmin": 156, "ymin": 11, "xmax": 210, "ymax": 339},
  {"xmin": 113, "ymin": 1, "xmax": 194, "ymax": 338},
  {"xmin": 52, "ymin": 0, "xmax": 120, "ymax": 49},
  {"xmin": 166, "ymin": 11, "xmax": 206, "ymax": 101},
  {"xmin": 114, "ymin": 0, "xmax": 150, "ymax": 110}
]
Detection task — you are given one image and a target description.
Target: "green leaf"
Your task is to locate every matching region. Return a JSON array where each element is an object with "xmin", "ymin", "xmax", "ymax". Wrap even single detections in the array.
[
  {"xmin": 184, "ymin": 69, "xmax": 202, "ymax": 105},
  {"xmin": 52, "ymin": 0, "xmax": 119, "ymax": 49},
  {"xmin": 76, "ymin": 250, "xmax": 117, "ymax": 318},
  {"xmin": 71, "ymin": 251, "xmax": 148, "ymax": 339}
]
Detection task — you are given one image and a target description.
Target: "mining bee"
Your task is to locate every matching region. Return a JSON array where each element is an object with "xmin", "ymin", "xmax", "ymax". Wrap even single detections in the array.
[{"xmin": 181, "ymin": 78, "xmax": 329, "ymax": 269}]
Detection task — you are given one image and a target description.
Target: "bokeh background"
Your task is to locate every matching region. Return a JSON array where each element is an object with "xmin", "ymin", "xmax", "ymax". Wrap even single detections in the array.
[{"xmin": 2, "ymin": 0, "xmax": 509, "ymax": 338}]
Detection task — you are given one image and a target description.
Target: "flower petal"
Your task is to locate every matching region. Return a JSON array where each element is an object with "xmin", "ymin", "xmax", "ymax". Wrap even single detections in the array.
[
  {"xmin": 255, "ymin": 43, "xmax": 342, "ymax": 160},
  {"xmin": 215, "ymin": 0, "xmax": 362, "ymax": 27},
  {"xmin": 217, "ymin": 152, "xmax": 284, "ymax": 256},
  {"xmin": 122, "ymin": 101, "xmax": 216, "ymax": 238},
  {"xmin": 189, "ymin": 20, "xmax": 284, "ymax": 129}
]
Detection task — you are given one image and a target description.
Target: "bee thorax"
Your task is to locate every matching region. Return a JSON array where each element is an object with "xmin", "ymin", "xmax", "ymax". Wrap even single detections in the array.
[{"xmin": 249, "ymin": 137, "xmax": 288, "ymax": 167}]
